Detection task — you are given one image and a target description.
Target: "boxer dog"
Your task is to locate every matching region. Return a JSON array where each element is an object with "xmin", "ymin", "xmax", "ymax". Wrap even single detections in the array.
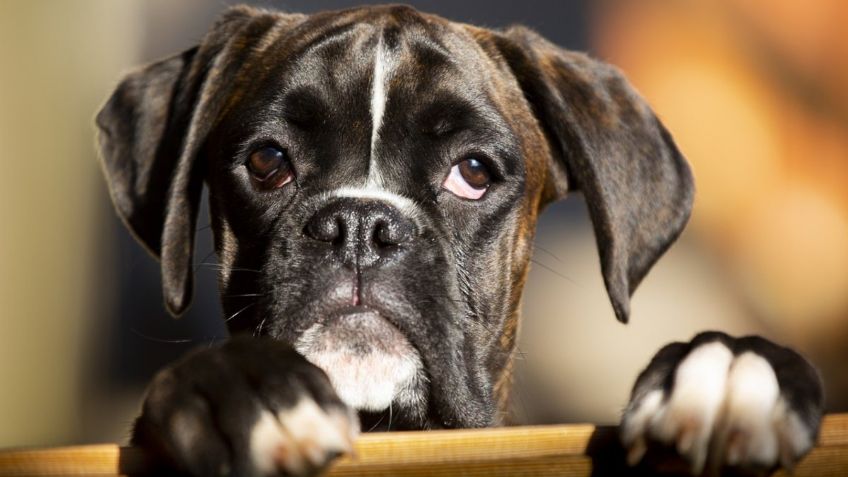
[{"xmin": 96, "ymin": 5, "xmax": 823, "ymax": 476}]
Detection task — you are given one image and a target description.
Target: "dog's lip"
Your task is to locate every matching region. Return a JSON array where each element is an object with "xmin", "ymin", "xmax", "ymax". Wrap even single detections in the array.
[
  {"xmin": 302, "ymin": 294, "xmax": 428, "ymax": 360},
  {"xmin": 331, "ymin": 305, "xmax": 376, "ymax": 317},
  {"xmin": 318, "ymin": 303, "xmax": 424, "ymax": 360},
  {"xmin": 326, "ymin": 304, "xmax": 399, "ymax": 327},
  {"xmin": 326, "ymin": 305, "xmax": 406, "ymax": 336}
]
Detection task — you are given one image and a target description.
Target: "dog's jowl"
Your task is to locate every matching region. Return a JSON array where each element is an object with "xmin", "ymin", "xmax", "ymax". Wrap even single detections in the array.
[{"xmin": 96, "ymin": 5, "xmax": 823, "ymax": 476}]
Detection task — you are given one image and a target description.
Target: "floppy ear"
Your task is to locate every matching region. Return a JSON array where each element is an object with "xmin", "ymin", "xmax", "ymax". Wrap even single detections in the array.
[
  {"xmin": 493, "ymin": 27, "xmax": 694, "ymax": 323},
  {"xmin": 95, "ymin": 6, "xmax": 281, "ymax": 316}
]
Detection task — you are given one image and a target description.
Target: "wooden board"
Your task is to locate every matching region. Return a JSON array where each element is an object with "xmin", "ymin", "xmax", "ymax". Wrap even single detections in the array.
[{"xmin": 1, "ymin": 414, "xmax": 846, "ymax": 476}]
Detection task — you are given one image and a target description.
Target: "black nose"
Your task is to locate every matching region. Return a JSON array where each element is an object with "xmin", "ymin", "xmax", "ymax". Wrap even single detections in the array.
[{"xmin": 304, "ymin": 199, "xmax": 415, "ymax": 269}]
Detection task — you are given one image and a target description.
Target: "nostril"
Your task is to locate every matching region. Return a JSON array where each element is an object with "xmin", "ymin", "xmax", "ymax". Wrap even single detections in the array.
[
  {"xmin": 373, "ymin": 219, "xmax": 394, "ymax": 247},
  {"xmin": 333, "ymin": 216, "xmax": 346, "ymax": 246},
  {"xmin": 305, "ymin": 199, "xmax": 415, "ymax": 269},
  {"xmin": 373, "ymin": 217, "xmax": 413, "ymax": 247},
  {"xmin": 305, "ymin": 213, "xmax": 341, "ymax": 243}
]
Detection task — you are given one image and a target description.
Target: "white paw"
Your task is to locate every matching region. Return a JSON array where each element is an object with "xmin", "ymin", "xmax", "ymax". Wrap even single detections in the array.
[
  {"xmin": 249, "ymin": 398, "xmax": 359, "ymax": 476},
  {"xmin": 622, "ymin": 342, "xmax": 815, "ymax": 474}
]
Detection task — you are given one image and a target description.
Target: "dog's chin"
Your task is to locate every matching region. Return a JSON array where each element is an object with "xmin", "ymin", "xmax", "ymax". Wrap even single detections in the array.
[{"xmin": 293, "ymin": 309, "xmax": 425, "ymax": 413}]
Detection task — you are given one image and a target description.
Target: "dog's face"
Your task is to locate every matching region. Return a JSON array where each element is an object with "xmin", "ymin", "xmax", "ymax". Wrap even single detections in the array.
[
  {"xmin": 97, "ymin": 5, "xmax": 693, "ymax": 430},
  {"xmin": 203, "ymin": 7, "xmax": 547, "ymax": 429}
]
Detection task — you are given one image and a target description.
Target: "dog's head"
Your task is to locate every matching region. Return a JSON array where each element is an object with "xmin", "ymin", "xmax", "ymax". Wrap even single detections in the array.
[{"xmin": 96, "ymin": 5, "xmax": 693, "ymax": 429}]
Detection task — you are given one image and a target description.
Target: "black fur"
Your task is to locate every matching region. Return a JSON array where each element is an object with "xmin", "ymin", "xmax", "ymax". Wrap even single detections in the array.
[
  {"xmin": 95, "ymin": 4, "xmax": 822, "ymax": 476},
  {"xmin": 132, "ymin": 336, "xmax": 346, "ymax": 475}
]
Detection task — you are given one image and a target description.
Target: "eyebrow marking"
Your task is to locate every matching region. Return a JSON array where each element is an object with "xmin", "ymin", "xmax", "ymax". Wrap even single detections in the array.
[{"xmin": 367, "ymin": 34, "xmax": 396, "ymax": 188}]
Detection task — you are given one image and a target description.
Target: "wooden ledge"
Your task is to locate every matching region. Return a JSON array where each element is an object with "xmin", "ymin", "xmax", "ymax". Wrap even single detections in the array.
[{"xmin": 1, "ymin": 413, "xmax": 846, "ymax": 476}]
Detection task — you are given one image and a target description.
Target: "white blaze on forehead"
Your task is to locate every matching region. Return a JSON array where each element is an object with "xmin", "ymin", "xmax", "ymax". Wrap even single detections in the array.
[{"xmin": 368, "ymin": 34, "xmax": 396, "ymax": 188}]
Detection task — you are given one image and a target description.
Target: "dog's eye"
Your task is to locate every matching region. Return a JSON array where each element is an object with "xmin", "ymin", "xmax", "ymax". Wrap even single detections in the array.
[
  {"xmin": 442, "ymin": 158, "xmax": 491, "ymax": 200},
  {"xmin": 247, "ymin": 146, "xmax": 294, "ymax": 189}
]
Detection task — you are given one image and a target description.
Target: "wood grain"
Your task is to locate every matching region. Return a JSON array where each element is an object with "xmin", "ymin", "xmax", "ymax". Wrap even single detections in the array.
[{"xmin": 0, "ymin": 414, "xmax": 846, "ymax": 476}]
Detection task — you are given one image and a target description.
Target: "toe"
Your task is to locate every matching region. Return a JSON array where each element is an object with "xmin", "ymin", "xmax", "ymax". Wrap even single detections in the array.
[{"xmin": 249, "ymin": 398, "xmax": 358, "ymax": 476}]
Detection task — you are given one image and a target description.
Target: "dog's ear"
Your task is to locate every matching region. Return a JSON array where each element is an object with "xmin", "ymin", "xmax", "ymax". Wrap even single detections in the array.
[
  {"xmin": 96, "ymin": 6, "xmax": 293, "ymax": 316},
  {"xmin": 491, "ymin": 27, "xmax": 694, "ymax": 323}
]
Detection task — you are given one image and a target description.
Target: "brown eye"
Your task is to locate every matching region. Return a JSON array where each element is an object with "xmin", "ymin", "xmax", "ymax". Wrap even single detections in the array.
[
  {"xmin": 458, "ymin": 158, "xmax": 490, "ymax": 189},
  {"xmin": 442, "ymin": 157, "xmax": 491, "ymax": 200},
  {"xmin": 247, "ymin": 146, "xmax": 293, "ymax": 188}
]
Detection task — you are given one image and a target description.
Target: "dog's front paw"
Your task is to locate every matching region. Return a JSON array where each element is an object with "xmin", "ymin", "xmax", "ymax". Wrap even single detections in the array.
[
  {"xmin": 132, "ymin": 336, "xmax": 359, "ymax": 477},
  {"xmin": 621, "ymin": 332, "xmax": 823, "ymax": 476}
]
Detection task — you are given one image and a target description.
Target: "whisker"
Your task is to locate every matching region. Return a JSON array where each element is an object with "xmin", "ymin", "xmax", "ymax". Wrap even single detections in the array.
[
  {"xmin": 367, "ymin": 412, "xmax": 386, "ymax": 432},
  {"xmin": 529, "ymin": 258, "xmax": 578, "ymax": 285},
  {"xmin": 514, "ymin": 348, "xmax": 529, "ymax": 361},
  {"xmin": 225, "ymin": 302, "xmax": 257, "ymax": 323},
  {"xmin": 532, "ymin": 244, "xmax": 563, "ymax": 263},
  {"xmin": 129, "ymin": 327, "xmax": 221, "ymax": 345},
  {"xmin": 410, "ymin": 294, "xmax": 465, "ymax": 305},
  {"xmin": 196, "ymin": 263, "xmax": 262, "ymax": 274},
  {"xmin": 193, "ymin": 251, "xmax": 217, "ymax": 273},
  {"xmin": 510, "ymin": 365, "xmax": 531, "ymax": 424},
  {"xmin": 254, "ymin": 317, "xmax": 268, "ymax": 337},
  {"xmin": 222, "ymin": 292, "xmax": 268, "ymax": 298}
]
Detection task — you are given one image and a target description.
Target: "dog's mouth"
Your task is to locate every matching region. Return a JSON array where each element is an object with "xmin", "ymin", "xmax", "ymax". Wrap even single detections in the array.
[{"xmin": 293, "ymin": 307, "xmax": 426, "ymax": 414}]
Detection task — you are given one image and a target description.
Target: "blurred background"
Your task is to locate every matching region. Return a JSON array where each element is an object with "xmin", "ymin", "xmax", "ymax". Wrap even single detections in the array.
[{"xmin": 0, "ymin": 0, "xmax": 846, "ymax": 447}]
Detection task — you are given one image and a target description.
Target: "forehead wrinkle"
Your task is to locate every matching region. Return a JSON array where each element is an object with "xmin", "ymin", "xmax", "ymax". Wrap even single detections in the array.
[
  {"xmin": 233, "ymin": 19, "xmax": 376, "ymax": 121},
  {"xmin": 262, "ymin": 19, "xmax": 373, "ymax": 86}
]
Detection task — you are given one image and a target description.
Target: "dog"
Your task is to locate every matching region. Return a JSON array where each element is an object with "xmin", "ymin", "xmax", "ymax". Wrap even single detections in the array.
[{"xmin": 95, "ymin": 4, "xmax": 824, "ymax": 476}]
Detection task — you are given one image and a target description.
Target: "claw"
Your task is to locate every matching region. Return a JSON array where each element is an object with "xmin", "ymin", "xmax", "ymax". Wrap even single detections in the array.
[
  {"xmin": 724, "ymin": 429, "xmax": 744, "ymax": 466},
  {"xmin": 626, "ymin": 437, "xmax": 648, "ymax": 466}
]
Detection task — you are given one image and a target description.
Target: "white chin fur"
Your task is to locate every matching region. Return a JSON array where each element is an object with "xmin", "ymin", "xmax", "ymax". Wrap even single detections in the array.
[{"xmin": 294, "ymin": 312, "xmax": 424, "ymax": 412}]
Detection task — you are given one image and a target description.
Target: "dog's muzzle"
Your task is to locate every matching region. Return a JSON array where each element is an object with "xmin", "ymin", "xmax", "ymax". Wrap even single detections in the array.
[{"xmin": 294, "ymin": 197, "xmax": 425, "ymax": 412}]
